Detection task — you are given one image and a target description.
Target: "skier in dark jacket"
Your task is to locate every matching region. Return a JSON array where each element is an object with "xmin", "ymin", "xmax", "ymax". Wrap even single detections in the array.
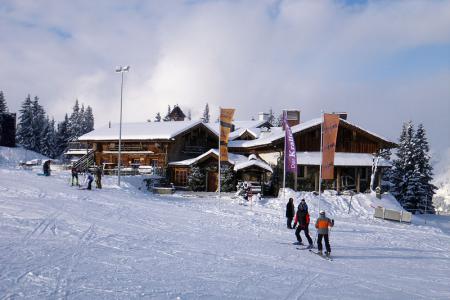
[
  {"xmin": 43, "ymin": 160, "xmax": 51, "ymax": 176},
  {"xmin": 286, "ymin": 198, "xmax": 295, "ymax": 229},
  {"xmin": 71, "ymin": 167, "xmax": 79, "ymax": 186},
  {"xmin": 293, "ymin": 200, "xmax": 313, "ymax": 248},
  {"xmin": 95, "ymin": 167, "xmax": 102, "ymax": 189}
]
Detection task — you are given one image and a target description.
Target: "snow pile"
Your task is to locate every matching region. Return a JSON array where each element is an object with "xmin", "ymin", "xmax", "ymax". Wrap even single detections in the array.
[
  {"xmin": 433, "ymin": 148, "xmax": 450, "ymax": 214},
  {"xmin": 265, "ymin": 188, "xmax": 404, "ymax": 221},
  {"xmin": 0, "ymin": 146, "xmax": 48, "ymax": 167}
]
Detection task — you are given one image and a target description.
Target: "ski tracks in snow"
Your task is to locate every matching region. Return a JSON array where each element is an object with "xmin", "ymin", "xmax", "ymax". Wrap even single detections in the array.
[{"xmin": 51, "ymin": 223, "xmax": 97, "ymax": 299}]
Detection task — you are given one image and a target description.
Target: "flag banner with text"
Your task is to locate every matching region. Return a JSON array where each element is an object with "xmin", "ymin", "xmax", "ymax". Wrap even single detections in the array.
[
  {"xmin": 321, "ymin": 113, "xmax": 340, "ymax": 180},
  {"xmin": 283, "ymin": 111, "xmax": 297, "ymax": 175},
  {"xmin": 220, "ymin": 108, "xmax": 235, "ymax": 162}
]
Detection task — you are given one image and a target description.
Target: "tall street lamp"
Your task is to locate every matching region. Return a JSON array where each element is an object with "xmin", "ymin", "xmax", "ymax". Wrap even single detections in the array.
[{"xmin": 115, "ymin": 65, "xmax": 130, "ymax": 186}]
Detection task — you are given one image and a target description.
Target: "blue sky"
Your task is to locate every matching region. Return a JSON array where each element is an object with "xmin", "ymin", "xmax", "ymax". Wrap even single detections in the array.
[{"xmin": 0, "ymin": 0, "xmax": 449, "ymax": 152}]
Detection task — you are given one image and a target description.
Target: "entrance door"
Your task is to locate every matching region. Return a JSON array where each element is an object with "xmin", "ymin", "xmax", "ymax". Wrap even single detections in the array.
[{"xmin": 207, "ymin": 172, "xmax": 218, "ymax": 192}]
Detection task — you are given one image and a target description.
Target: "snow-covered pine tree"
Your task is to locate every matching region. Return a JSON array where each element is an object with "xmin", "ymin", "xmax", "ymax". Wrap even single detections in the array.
[
  {"xmin": 68, "ymin": 99, "xmax": 82, "ymax": 141},
  {"xmin": 0, "ymin": 91, "xmax": 8, "ymax": 113},
  {"xmin": 391, "ymin": 121, "xmax": 420, "ymax": 211},
  {"xmin": 84, "ymin": 105, "xmax": 94, "ymax": 133},
  {"xmin": 413, "ymin": 124, "xmax": 436, "ymax": 214},
  {"xmin": 56, "ymin": 114, "xmax": 70, "ymax": 157},
  {"xmin": 379, "ymin": 148, "xmax": 393, "ymax": 192},
  {"xmin": 163, "ymin": 105, "xmax": 171, "ymax": 121},
  {"xmin": 154, "ymin": 112, "xmax": 161, "ymax": 122},
  {"xmin": 40, "ymin": 117, "xmax": 57, "ymax": 158},
  {"xmin": 79, "ymin": 104, "xmax": 86, "ymax": 133},
  {"xmin": 202, "ymin": 103, "xmax": 210, "ymax": 123},
  {"xmin": 16, "ymin": 95, "xmax": 34, "ymax": 149},
  {"xmin": 188, "ymin": 165, "xmax": 205, "ymax": 191},
  {"xmin": 267, "ymin": 108, "xmax": 275, "ymax": 126},
  {"xmin": 390, "ymin": 122, "xmax": 415, "ymax": 206},
  {"xmin": 274, "ymin": 114, "xmax": 283, "ymax": 127},
  {"xmin": 31, "ymin": 96, "xmax": 46, "ymax": 153},
  {"xmin": 220, "ymin": 163, "xmax": 235, "ymax": 192}
]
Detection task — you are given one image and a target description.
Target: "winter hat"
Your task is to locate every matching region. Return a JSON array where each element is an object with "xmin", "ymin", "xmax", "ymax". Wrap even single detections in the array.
[{"xmin": 319, "ymin": 210, "xmax": 325, "ymax": 215}]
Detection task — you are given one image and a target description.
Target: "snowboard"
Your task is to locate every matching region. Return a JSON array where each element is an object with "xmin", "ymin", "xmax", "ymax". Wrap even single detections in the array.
[{"xmin": 309, "ymin": 249, "xmax": 333, "ymax": 261}]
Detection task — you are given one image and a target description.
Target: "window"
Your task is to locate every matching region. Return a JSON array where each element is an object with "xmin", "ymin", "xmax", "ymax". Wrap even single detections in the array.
[{"xmin": 175, "ymin": 169, "xmax": 188, "ymax": 186}]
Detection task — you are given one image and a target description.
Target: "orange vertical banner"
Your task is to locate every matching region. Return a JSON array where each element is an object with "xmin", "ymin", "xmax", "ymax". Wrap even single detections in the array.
[
  {"xmin": 322, "ymin": 113, "xmax": 340, "ymax": 180},
  {"xmin": 220, "ymin": 108, "xmax": 235, "ymax": 162}
]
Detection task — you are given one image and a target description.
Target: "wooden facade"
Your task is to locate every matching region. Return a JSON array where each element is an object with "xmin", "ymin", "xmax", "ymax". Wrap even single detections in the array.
[{"xmin": 81, "ymin": 123, "xmax": 218, "ymax": 173}]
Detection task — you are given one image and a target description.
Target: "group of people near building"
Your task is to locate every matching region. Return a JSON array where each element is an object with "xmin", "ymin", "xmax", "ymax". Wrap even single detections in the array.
[
  {"xmin": 71, "ymin": 166, "xmax": 102, "ymax": 190},
  {"xmin": 286, "ymin": 197, "xmax": 334, "ymax": 257}
]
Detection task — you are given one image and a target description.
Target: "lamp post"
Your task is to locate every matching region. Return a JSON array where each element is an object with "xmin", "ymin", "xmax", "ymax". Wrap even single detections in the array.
[{"xmin": 115, "ymin": 65, "xmax": 130, "ymax": 186}]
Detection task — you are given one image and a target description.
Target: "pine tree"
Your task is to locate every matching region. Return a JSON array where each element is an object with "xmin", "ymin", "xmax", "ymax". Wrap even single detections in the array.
[
  {"xmin": 154, "ymin": 112, "xmax": 161, "ymax": 122},
  {"xmin": 413, "ymin": 124, "xmax": 436, "ymax": 213},
  {"xmin": 16, "ymin": 95, "xmax": 34, "ymax": 149},
  {"xmin": 0, "ymin": 91, "xmax": 8, "ymax": 113},
  {"xmin": 40, "ymin": 117, "xmax": 57, "ymax": 158},
  {"xmin": 267, "ymin": 108, "xmax": 275, "ymax": 126},
  {"xmin": 188, "ymin": 165, "xmax": 205, "ymax": 191},
  {"xmin": 220, "ymin": 163, "xmax": 235, "ymax": 192},
  {"xmin": 391, "ymin": 122, "xmax": 415, "ymax": 207},
  {"xmin": 79, "ymin": 104, "xmax": 86, "ymax": 133},
  {"xmin": 31, "ymin": 96, "xmax": 46, "ymax": 152},
  {"xmin": 163, "ymin": 105, "xmax": 171, "ymax": 122},
  {"xmin": 83, "ymin": 105, "xmax": 94, "ymax": 133},
  {"xmin": 202, "ymin": 103, "xmax": 210, "ymax": 123},
  {"xmin": 379, "ymin": 148, "xmax": 392, "ymax": 192},
  {"xmin": 56, "ymin": 114, "xmax": 70, "ymax": 156},
  {"xmin": 68, "ymin": 99, "xmax": 82, "ymax": 140}
]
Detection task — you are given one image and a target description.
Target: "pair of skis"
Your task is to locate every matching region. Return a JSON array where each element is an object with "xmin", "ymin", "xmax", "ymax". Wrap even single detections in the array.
[
  {"xmin": 294, "ymin": 242, "xmax": 333, "ymax": 261},
  {"xmin": 308, "ymin": 249, "xmax": 333, "ymax": 261}
]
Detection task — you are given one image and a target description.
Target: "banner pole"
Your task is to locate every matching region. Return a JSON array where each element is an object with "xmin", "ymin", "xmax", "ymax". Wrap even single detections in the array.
[
  {"xmin": 218, "ymin": 107, "xmax": 221, "ymax": 201},
  {"xmin": 282, "ymin": 110, "xmax": 286, "ymax": 203},
  {"xmin": 318, "ymin": 110, "xmax": 324, "ymax": 219}
]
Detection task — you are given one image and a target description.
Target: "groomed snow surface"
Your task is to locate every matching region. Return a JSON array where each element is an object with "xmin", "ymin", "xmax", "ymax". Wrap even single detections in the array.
[{"xmin": 1, "ymin": 154, "xmax": 450, "ymax": 298}]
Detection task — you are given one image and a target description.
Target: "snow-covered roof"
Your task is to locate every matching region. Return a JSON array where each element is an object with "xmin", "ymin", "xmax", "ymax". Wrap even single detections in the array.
[
  {"xmin": 78, "ymin": 121, "xmax": 219, "ymax": 141},
  {"xmin": 169, "ymin": 149, "xmax": 273, "ymax": 172},
  {"xmin": 229, "ymin": 118, "xmax": 321, "ymax": 148},
  {"xmin": 229, "ymin": 117, "xmax": 395, "ymax": 149},
  {"xmin": 233, "ymin": 159, "xmax": 273, "ymax": 173},
  {"xmin": 296, "ymin": 152, "xmax": 392, "ymax": 167},
  {"xmin": 64, "ymin": 149, "xmax": 93, "ymax": 155}
]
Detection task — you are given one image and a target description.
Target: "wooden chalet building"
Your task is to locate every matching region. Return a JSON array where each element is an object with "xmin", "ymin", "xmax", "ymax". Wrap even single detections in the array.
[
  {"xmin": 74, "ymin": 107, "xmax": 395, "ymax": 194},
  {"xmin": 77, "ymin": 120, "xmax": 218, "ymax": 175},
  {"xmin": 228, "ymin": 111, "xmax": 396, "ymax": 193}
]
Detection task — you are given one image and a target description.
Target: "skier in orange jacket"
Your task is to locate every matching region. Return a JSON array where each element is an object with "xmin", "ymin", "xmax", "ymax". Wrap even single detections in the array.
[{"xmin": 315, "ymin": 210, "xmax": 334, "ymax": 257}]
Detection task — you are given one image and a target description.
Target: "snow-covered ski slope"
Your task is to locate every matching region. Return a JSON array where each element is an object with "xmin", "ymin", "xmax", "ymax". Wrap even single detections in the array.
[{"xmin": 1, "ymin": 167, "xmax": 450, "ymax": 299}]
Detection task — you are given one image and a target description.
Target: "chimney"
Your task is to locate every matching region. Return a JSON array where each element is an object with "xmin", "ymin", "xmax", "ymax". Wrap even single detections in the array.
[
  {"xmin": 108, "ymin": 121, "xmax": 111, "ymax": 128},
  {"xmin": 333, "ymin": 112, "xmax": 348, "ymax": 120},
  {"xmin": 285, "ymin": 109, "xmax": 301, "ymax": 127},
  {"xmin": 258, "ymin": 112, "xmax": 269, "ymax": 122}
]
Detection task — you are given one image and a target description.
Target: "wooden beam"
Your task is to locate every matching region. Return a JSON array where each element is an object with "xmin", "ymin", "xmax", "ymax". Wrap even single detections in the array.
[
  {"xmin": 356, "ymin": 168, "xmax": 361, "ymax": 193},
  {"xmin": 337, "ymin": 168, "xmax": 341, "ymax": 193}
]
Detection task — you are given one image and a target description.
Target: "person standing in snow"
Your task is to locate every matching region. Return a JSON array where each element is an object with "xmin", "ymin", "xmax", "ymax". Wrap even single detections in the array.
[
  {"xmin": 85, "ymin": 171, "xmax": 94, "ymax": 190},
  {"xmin": 95, "ymin": 166, "xmax": 102, "ymax": 189},
  {"xmin": 293, "ymin": 200, "xmax": 313, "ymax": 248},
  {"xmin": 71, "ymin": 166, "xmax": 79, "ymax": 186},
  {"xmin": 286, "ymin": 198, "xmax": 295, "ymax": 229},
  {"xmin": 43, "ymin": 160, "xmax": 51, "ymax": 176},
  {"xmin": 315, "ymin": 210, "xmax": 334, "ymax": 257}
]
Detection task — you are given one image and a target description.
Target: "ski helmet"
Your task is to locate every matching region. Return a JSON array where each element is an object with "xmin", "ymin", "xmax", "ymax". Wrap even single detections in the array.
[{"xmin": 319, "ymin": 210, "xmax": 325, "ymax": 215}]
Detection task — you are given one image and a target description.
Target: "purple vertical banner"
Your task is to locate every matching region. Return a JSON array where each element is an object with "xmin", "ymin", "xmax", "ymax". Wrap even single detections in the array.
[{"xmin": 283, "ymin": 111, "xmax": 297, "ymax": 174}]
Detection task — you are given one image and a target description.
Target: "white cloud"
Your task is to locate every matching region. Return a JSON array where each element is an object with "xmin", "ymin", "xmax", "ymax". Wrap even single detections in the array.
[{"xmin": 1, "ymin": 0, "xmax": 449, "ymax": 150}]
